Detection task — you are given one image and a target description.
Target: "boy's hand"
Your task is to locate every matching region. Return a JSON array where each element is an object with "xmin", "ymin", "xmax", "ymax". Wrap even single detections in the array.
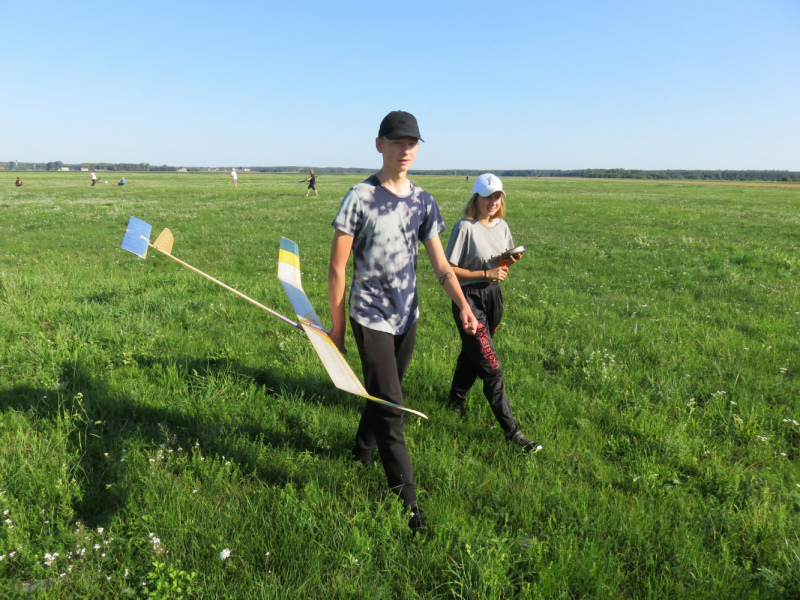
[
  {"xmin": 461, "ymin": 308, "xmax": 478, "ymax": 335},
  {"xmin": 329, "ymin": 325, "xmax": 346, "ymax": 353}
]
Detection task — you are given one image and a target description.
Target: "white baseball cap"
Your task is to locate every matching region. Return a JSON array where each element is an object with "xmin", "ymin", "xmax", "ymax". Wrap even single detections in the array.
[{"xmin": 472, "ymin": 173, "xmax": 505, "ymax": 197}]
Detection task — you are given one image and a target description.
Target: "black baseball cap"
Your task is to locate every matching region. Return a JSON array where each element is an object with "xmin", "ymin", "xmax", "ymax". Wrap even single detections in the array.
[{"xmin": 378, "ymin": 110, "xmax": 424, "ymax": 141}]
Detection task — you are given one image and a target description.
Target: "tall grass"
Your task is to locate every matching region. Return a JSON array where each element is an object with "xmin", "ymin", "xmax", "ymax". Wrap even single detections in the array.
[{"xmin": 1, "ymin": 172, "xmax": 799, "ymax": 598}]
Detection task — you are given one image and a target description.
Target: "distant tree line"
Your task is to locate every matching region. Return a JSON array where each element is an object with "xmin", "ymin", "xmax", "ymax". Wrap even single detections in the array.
[
  {"xmin": 563, "ymin": 169, "xmax": 800, "ymax": 182},
  {"xmin": 5, "ymin": 161, "xmax": 176, "ymax": 172},
  {"xmin": 4, "ymin": 161, "xmax": 798, "ymax": 182},
  {"xmin": 411, "ymin": 168, "xmax": 800, "ymax": 182}
]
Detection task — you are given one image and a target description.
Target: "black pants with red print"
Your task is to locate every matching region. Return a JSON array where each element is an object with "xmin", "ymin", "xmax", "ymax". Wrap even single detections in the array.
[
  {"xmin": 449, "ymin": 282, "xmax": 519, "ymax": 438},
  {"xmin": 350, "ymin": 318, "xmax": 418, "ymax": 509}
]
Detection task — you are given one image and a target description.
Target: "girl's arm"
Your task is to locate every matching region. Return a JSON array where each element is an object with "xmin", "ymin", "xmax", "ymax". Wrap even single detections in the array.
[
  {"xmin": 450, "ymin": 264, "xmax": 509, "ymax": 283},
  {"xmin": 423, "ymin": 236, "xmax": 478, "ymax": 335},
  {"xmin": 328, "ymin": 229, "xmax": 354, "ymax": 350}
]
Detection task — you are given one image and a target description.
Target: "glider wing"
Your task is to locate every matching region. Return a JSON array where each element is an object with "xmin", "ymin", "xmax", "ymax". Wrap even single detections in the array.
[{"xmin": 277, "ymin": 237, "xmax": 427, "ymax": 419}]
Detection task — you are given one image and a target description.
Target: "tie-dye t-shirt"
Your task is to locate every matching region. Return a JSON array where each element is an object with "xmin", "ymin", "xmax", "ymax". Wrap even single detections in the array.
[{"xmin": 332, "ymin": 175, "xmax": 445, "ymax": 335}]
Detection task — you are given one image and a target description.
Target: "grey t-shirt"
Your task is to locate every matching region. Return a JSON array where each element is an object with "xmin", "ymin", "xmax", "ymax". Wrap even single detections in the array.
[
  {"xmin": 332, "ymin": 175, "xmax": 445, "ymax": 334},
  {"xmin": 445, "ymin": 218, "xmax": 514, "ymax": 286}
]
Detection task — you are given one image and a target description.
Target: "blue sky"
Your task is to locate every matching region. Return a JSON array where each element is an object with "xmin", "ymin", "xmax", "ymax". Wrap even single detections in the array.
[{"xmin": 3, "ymin": 0, "xmax": 798, "ymax": 170}]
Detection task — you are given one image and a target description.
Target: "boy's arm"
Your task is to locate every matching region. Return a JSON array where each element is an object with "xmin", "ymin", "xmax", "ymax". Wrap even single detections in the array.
[
  {"xmin": 328, "ymin": 229, "xmax": 354, "ymax": 350},
  {"xmin": 423, "ymin": 236, "xmax": 478, "ymax": 335}
]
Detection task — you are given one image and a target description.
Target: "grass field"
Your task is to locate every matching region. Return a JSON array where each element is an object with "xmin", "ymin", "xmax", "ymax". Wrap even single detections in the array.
[{"xmin": 1, "ymin": 171, "xmax": 799, "ymax": 598}]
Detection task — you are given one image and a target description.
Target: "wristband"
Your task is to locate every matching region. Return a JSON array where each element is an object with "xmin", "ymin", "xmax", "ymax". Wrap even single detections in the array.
[{"xmin": 483, "ymin": 269, "xmax": 487, "ymax": 279}]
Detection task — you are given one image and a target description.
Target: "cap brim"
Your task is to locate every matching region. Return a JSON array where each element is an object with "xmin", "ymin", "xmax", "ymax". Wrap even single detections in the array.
[
  {"xmin": 475, "ymin": 188, "xmax": 505, "ymax": 197},
  {"xmin": 383, "ymin": 131, "xmax": 424, "ymax": 142}
]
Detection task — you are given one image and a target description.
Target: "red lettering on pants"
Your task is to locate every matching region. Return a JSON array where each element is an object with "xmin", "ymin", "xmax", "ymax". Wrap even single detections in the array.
[{"xmin": 477, "ymin": 324, "xmax": 500, "ymax": 371}]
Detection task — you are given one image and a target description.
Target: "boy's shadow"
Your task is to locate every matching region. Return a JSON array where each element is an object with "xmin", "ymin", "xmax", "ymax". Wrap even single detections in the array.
[{"xmin": 0, "ymin": 357, "xmax": 363, "ymax": 528}]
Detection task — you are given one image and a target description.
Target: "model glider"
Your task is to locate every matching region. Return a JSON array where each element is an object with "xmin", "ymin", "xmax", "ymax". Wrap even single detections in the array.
[{"xmin": 121, "ymin": 216, "xmax": 427, "ymax": 419}]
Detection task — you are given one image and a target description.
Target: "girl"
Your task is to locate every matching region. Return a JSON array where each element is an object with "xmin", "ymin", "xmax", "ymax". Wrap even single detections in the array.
[{"xmin": 444, "ymin": 173, "xmax": 541, "ymax": 453}]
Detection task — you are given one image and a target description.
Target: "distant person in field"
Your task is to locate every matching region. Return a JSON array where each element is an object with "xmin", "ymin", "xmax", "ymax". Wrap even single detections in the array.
[
  {"xmin": 444, "ymin": 173, "xmax": 541, "ymax": 453},
  {"xmin": 301, "ymin": 169, "xmax": 318, "ymax": 197},
  {"xmin": 91, "ymin": 170, "xmax": 98, "ymax": 186},
  {"xmin": 228, "ymin": 168, "xmax": 238, "ymax": 188},
  {"xmin": 15, "ymin": 177, "xmax": 23, "ymax": 187},
  {"xmin": 328, "ymin": 110, "xmax": 478, "ymax": 534},
  {"xmin": 118, "ymin": 177, "xmax": 126, "ymax": 186}
]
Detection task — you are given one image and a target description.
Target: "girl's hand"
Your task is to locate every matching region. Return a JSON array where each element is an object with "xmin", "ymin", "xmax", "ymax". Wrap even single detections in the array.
[{"xmin": 487, "ymin": 266, "xmax": 509, "ymax": 281}]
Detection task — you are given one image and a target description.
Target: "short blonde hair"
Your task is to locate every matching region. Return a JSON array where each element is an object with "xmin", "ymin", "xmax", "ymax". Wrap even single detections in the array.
[{"xmin": 463, "ymin": 193, "xmax": 506, "ymax": 220}]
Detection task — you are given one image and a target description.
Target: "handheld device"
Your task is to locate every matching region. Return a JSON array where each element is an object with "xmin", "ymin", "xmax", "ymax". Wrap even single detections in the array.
[
  {"xmin": 499, "ymin": 245, "xmax": 525, "ymax": 267},
  {"xmin": 501, "ymin": 245, "xmax": 525, "ymax": 260}
]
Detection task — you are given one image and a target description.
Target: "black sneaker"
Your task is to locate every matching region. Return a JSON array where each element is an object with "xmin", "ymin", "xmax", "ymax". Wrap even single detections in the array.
[
  {"xmin": 509, "ymin": 430, "xmax": 542, "ymax": 453},
  {"xmin": 352, "ymin": 454, "xmax": 374, "ymax": 469},
  {"xmin": 408, "ymin": 506, "xmax": 428, "ymax": 535},
  {"xmin": 447, "ymin": 400, "xmax": 465, "ymax": 417}
]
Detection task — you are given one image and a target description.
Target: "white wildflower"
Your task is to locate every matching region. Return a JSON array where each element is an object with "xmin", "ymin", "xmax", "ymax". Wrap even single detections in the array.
[
  {"xmin": 44, "ymin": 552, "xmax": 60, "ymax": 566},
  {"xmin": 149, "ymin": 534, "xmax": 164, "ymax": 554}
]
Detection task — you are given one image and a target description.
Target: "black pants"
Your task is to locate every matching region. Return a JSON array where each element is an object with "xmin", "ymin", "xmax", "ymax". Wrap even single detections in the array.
[
  {"xmin": 351, "ymin": 319, "xmax": 418, "ymax": 508},
  {"xmin": 449, "ymin": 282, "xmax": 519, "ymax": 438}
]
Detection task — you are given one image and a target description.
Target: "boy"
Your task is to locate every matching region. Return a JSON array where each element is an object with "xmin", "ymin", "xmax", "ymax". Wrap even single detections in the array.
[{"xmin": 328, "ymin": 110, "xmax": 478, "ymax": 533}]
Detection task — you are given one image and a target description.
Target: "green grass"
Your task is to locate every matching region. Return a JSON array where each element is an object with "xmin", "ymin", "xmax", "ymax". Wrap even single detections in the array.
[{"xmin": 1, "ymin": 171, "xmax": 799, "ymax": 598}]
